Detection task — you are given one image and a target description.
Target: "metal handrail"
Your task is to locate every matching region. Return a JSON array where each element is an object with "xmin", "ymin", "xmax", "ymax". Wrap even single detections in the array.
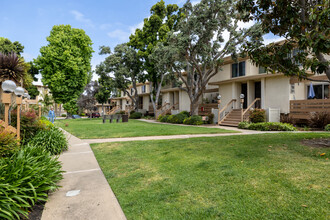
[{"xmin": 218, "ymin": 99, "xmax": 236, "ymax": 124}]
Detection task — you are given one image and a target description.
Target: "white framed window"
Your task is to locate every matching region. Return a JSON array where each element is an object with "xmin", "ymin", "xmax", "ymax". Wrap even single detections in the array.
[{"xmin": 290, "ymin": 84, "xmax": 295, "ymax": 94}]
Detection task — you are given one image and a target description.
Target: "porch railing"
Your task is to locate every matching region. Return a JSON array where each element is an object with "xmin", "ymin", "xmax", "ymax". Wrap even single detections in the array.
[
  {"xmin": 198, "ymin": 103, "xmax": 218, "ymax": 116},
  {"xmin": 218, "ymin": 99, "xmax": 236, "ymax": 125},
  {"xmin": 290, "ymin": 99, "xmax": 330, "ymax": 120}
]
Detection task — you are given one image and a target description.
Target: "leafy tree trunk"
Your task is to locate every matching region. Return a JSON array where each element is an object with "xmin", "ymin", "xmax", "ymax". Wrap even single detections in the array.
[{"xmin": 150, "ymin": 74, "xmax": 164, "ymax": 119}]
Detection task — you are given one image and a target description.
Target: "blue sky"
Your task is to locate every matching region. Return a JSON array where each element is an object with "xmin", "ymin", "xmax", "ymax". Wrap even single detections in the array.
[{"xmin": 1, "ymin": 0, "xmax": 282, "ymax": 84}]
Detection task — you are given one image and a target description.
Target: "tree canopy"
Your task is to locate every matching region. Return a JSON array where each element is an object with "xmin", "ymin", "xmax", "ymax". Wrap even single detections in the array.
[
  {"xmin": 36, "ymin": 25, "xmax": 94, "ymax": 107},
  {"xmin": 0, "ymin": 37, "xmax": 24, "ymax": 56},
  {"xmin": 153, "ymin": 0, "xmax": 262, "ymax": 115},
  {"xmin": 129, "ymin": 0, "xmax": 182, "ymax": 113},
  {"xmin": 237, "ymin": 0, "xmax": 330, "ymax": 82}
]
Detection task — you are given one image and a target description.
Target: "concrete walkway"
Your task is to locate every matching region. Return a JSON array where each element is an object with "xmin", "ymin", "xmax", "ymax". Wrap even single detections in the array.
[{"xmin": 41, "ymin": 130, "xmax": 126, "ymax": 220}]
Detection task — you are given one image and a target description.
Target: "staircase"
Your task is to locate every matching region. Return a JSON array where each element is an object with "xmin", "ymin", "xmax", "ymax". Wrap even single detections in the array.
[{"xmin": 220, "ymin": 109, "xmax": 242, "ymax": 126}]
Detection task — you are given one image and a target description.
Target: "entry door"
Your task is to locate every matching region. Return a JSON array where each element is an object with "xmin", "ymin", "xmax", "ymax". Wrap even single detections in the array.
[
  {"xmin": 241, "ymin": 83, "xmax": 248, "ymax": 109},
  {"xmin": 255, "ymin": 82, "xmax": 261, "ymax": 108},
  {"xmin": 139, "ymin": 97, "xmax": 143, "ymax": 109}
]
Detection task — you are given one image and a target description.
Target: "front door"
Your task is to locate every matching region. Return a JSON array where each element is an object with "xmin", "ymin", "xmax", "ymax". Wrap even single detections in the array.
[
  {"xmin": 139, "ymin": 97, "xmax": 143, "ymax": 109},
  {"xmin": 241, "ymin": 83, "xmax": 248, "ymax": 109},
  {"xmin": 255, "ymin": 81, "xmax": 261, "ymax": 108}
]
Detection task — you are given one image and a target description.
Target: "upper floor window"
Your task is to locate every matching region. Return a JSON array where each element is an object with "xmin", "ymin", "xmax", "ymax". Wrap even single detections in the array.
[
  {"xmin": 232, "ymin": 61, "xmax": 245, "ymax": 78},
  {"xmin": 142, "ymin": 85, "xmax": 146, "ymax": 93},
  {"xmin": 259, "ymin": 66, "xmax": 267, "ymax": 74}
]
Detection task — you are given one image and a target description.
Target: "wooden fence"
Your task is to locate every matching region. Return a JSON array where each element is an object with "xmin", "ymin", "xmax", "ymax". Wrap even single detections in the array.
[{"xmin": 290, "ymin": 99, "xmax": 330, "ymax": 120}]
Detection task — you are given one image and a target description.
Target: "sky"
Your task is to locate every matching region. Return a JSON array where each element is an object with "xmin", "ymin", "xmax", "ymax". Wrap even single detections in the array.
[{"xmin": 0, "ymin": 0, "xmax": 283, "ymax": 85}]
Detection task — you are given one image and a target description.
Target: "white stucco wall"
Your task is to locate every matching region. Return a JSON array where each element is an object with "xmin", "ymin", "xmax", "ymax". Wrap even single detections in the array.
[
  {"xmin": 264, "ymin": 76, "xmax": 290, "ymax": 113},
  {"xmin": 179, "ymin": 90, "xmax": 191, "ymax": 112}
]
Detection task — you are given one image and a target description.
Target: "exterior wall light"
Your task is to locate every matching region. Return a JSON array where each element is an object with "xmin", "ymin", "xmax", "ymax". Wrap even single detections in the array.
[
  {"xmin": 1, "ymin": 80, "xmax": 17, "ymax": 126},
  {"xmin": 1, "ymin": 80, "xmax": 17, "ymax": 93}
]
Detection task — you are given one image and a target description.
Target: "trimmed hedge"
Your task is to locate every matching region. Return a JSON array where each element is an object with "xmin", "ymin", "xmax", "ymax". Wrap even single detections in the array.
[
  {"xmin": 129, "ymin": 112, "xmax": 142, "ymax": 119},
  {"xmin": 238, "ymin": 122, "xmax": 297, "ymax": 131},
  {"xmin": 183, "ymin": 115, "xmax": 203, "ymax": 125},
  {"xmin": 0, "ymin": 145, "xmax": 63, "ymax": 219},
  {"xmin": 29, "ymin": 127, "xmax": 68, "ymax": 155},
  {"xmin": 325, "ymin": 124, "xmax": 330, "ymax": 131}
]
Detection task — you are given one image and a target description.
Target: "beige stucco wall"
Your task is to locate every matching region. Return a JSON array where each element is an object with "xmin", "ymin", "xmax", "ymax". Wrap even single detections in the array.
[
  {"xmin": 142, "ymin": 95, "xmax": 149, "ymax": 110},
  {"xmin": 264, "ymin": 76, "xmax": 290, "ymax": 113},
  {"xmin": 291, "ymin": 82, "xmax": 306, "ymax": 100},
  {"xmin": 179, "ymin": 90, "xmax": 191, "ymax": 112}
]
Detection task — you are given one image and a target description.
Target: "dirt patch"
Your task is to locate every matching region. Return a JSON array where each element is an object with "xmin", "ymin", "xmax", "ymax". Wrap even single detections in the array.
[{"xmin": 301, "ymin": 138, "xmax": 330, "ymax": 148}]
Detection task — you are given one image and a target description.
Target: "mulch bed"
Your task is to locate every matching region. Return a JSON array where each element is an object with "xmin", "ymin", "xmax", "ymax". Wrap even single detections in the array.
[{"xmin": 301, "ymin": 138, "xmax": 330, "ymax": 148}]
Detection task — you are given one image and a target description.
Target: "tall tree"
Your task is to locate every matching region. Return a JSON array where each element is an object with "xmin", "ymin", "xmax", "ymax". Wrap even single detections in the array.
[
  {"xmin": 0, "ymin": 37, "xmax": 24, "ymax": 56},
  {"xmin": 95, "ymin": 62, "xmax": 115, "ymax": 116},
  {"xmin": 98, "ymin": 44, "xmax": 143, "ymax": 110},
  {"xmin": 237, "ymin": 0, "xmax": 330, "ymax": 82},
  {"xmin": 129, "ymin": 0, "xmax": 181, "ymax": 115},
  {"xmin": 77, "ymin": 81, "xmax": 99, "ymax": 117},
  {"xmin": 153, "ymin": 0, "xmax": 262, "ymax": 115},
  {"xmin": 36, "ymin": 24, "xmax": 94, "ymax": 114}
]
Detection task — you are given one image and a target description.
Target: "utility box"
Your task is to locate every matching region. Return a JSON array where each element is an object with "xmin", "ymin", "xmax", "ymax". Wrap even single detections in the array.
[
  {"xmin": 266, "ymin": 108, "xmax": 280, "ymax": 122},
  {"xmin": 122, "ymin": 114, "xmax": 129, "ymax": 123}
]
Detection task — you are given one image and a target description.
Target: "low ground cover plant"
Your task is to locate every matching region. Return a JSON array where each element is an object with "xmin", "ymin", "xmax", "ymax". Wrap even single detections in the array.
[
  {"xmin": 325, "ymin": 124, "xmax": 330, "ymax": 131},
  {"xmin": 238, "ymin": 122, "xmax": 297, "ymax": 131},
  {"xmin": 129, "ymin": 112, "xmax": 142, "ymax": 119},
  {"xmin": 29, "ymin": 127, "xmax": 68, "ymax": 155},
  {"xmin": 249, "ymin": 109, "xmax": 266, "ymax": 123},
  {"xmin": 0, "ymin": 145, "xmax": 63, "ymax": 219}
]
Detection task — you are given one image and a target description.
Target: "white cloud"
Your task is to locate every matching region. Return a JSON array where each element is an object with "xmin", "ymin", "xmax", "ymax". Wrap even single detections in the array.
[
  {"xmin": 107, "ymin": 29, "xmax": 130, "ymax": 42},
  {"xmin": 70, "ymin": 10, "xmax": 94, "ymax": 28},
  {"xmin": 21, "ymin": 52, "xmax": 35, "ymax": 62},
  {"xmin": 263, "ymin": 35, "xmax": 285, "ymax": 45},
  {"xmin": 99, "ymin": 23, "xmax": 112, "ymax": 30},
  {"xmin": 129, "ymin": 21, "xmax": 144, "ymax": 34}
]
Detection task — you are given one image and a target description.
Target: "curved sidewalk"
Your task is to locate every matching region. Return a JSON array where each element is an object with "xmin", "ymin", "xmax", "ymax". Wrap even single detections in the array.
[{"xmin": 41, "ymin": 130, "xmax": 126, "ymax": 220}]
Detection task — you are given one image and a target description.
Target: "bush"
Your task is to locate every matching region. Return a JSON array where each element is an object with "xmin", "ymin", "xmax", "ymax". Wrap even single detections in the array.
[
  {"xmin": 0, "ymin": 145, "xmax": 63, "ymax": 219},
  {"xmin": 29, "ymin": 127, "xmax": 68, "ymax": 155},
  {"xmin": 179, "ymin": 111, "xmax": 190, "ymax": 118},
  {"xmin": 117, "ymin": 110, "xmax": 126, "ymax": 115},
  {"xmin": 129, "ymin": 112, "xmax": 142, "ymax": 119},
  {"xmin": 159, "ymin": 115, "xmax": 170, "ymax": 123},
  {"xmin": 37, "ymin": 119, "xmax": 54, "ymax": 131},
  {"xmin": 325, "ymin": 124, "xmax": 330, "ymax": 131},
  {"xmin": 11, "ymin": 109, "xmax": 41, "ymax": 144},
  {"xmin": 207, "ymin": 113, "xmax": 215, "ymax": 124},
  {"xmin": 308, "ymin": 112, "xmax": 330, "ymax": 129},
  {"xmin": 280, "ymin": 113, "xmax": 296, "ymax": 125},
  {"xmin": 249, "ymin": 109, "xmax": 266, "ymax": 123},
  {"xmin": 183, "ymin": 115, "xmax": 203, "ymax": 125},
  {"xmin": 238, "ymin": 122, "xmax": 297, "ymax": 131},
  {"xmin": 0, "ymin": 123, "xmax": 20, "ymax": 158},
  {"xmin": 80, "ymin": 113, "xmax": 85, "ymax": 116},
  {"xmin": 167, "ymin": 114, "xmax": 188, "ymax": 124},
  {"xmin": 61, "ymin": 114, "xmax": 67, "ymax": 117}
]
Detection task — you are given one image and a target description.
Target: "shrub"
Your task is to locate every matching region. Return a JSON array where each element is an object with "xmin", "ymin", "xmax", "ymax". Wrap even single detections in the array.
[
  {"xmin": 80, "ymin": 113, "xmax": 85, "ymax": 116},
  {"xmin": 249, "ymin": 109, "xmax": 266, "ymax": 123},
  {"xmin": 280, "ymin": 113, "xmax": 296, "ymax": 125},
  {"xmin": 129, "ymin": 112, "xmax": 142, "ymax": 119},
  {"xmin": 61, "ymin": 114, "xmax": 67, "ymax": 117},
  {"xmin": 238, "ymin": 122, "xmax": 297, "ymax": 131},
  {"xmin": 0, "ymin": 145, "xmax": 63, "ymax": 219},
  {"xmin": 117, "ymin": 110, "xmax": 126, "ymax": 115},
  {"xmin": 160, "ymin": 115, "xmax": 170, "ymax": 123},
  {"xmin": 179, "ymin": 111, "xmax": 190, "ymax": 118},
  {"xmin": 167, "ymin": 114, "xmax": 188, "ymax": 124},
  {"xmin": 0, "ymin": 123, "xmax": 20, "ymax": 158},
  {"xmin": 183, "ymin": 115, "xmax": 203, "ymax": 125},
  {"xmin": 325, "ymin": 124, "xmax": 330, "ymax": 131},
  {"xmin": 37, "ymin": 119, "xmax": 54, "ymax": 130},
  {"xmin": 11, "ymin": 109, "xmax": 41, "ymax": 144},
  {"xmin": 308, "ymin": 112, "xmax": 330, "ymax": 129},
  {"xmin": 207, "ymin": 113, "xmax": 215, "ymax": 124},
  {"xmin": 29, "ymin": 127, "xmax": 68, "ymax": 155}
]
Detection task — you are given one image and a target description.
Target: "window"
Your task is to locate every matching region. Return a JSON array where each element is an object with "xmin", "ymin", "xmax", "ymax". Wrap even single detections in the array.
[
  {"xmin": 259, "ymin": 66, "xmax": 267, "ymax": 74},
  {"xmin": 307, "ymin": 83, "xmax": 329, "ymax": 99},
  {"xmin": 232, "ymin": 61, "xmax": 245, "ymax": 78},
  {"xmin": 142, "ymin": 85, "xmax": 146, "ymax": 93}
]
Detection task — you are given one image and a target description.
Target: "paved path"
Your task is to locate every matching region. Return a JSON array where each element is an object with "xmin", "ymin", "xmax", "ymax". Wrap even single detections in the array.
[{"xmin": 42, "ymin": 130, "xmax": 126, "ymax": 220}]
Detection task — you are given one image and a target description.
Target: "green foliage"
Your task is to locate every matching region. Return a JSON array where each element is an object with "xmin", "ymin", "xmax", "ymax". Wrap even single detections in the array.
[
  {"xmin": 0, "ymin": 37, "xmax": 24, "ymax": 55},
  {"xmin": 207, "ymin": 113, "xmax": 215, "ymax": 124},
  {"xmin": 159, "ymin": 115, "xmax": 169, "ymax": 123},
  {"xmin": 36, "ymin": 24, "xmax": 94, "ymax": 105},
  {"xmin": 38, "ymin": 119, "xmax": 54, "ymax": 130},
  {"xmin": 0, "ymin": 145, "xmax": 63, "ymax": 219},
  {"xmin": 238, "ymin": 122, "xmax": 297, "ymax": 131},
  {"xmin": 179, "ymin": 111, "xmax": 190, "ymax": 118},
  {"xmin": 237, "ymin": 0, "xmax": 330, "ymax": 81},
  {"xmin": 308, "ymin": 112, "xmax": 330, "ymax": 129},
  {"xmin": 11, "ymin": 109, "xmax": 41, "ymax": 144},
  {"xmin": 25, "ymin": 84, "xmax": 39, "ymax": 99},
  {"xmin": 0, "ymin": 124, "xmax": 20, "ymax": 158},
  {"xmin": 325, "ymin": 124, "xmax": 330, "ymax": 131},
  {"xmin": 249, "ymin": 109, "xmax": 266, "ymax": 123},
  {"xmin": 167, "ymin": 113, "xmax": 188, "ymax": 124},
  {"xmin": 183, "ymin": 115, "xmax": 203, "ymax": 125},
  {"xmin": 61, "ymin": 114, "xmax": 67, "ymax": 117},
  {"xmin": 80, "ymin": 113, "xmax": 85, "ymax": 116},
  {"xmin": 129, "ymin": 112, "xmax": 142, "ymax": 119},
  {"xmin": 29, "ymin": 127, "xmax": 68, "ymax": 155},
  {"xmin": 63, "ymin": 99, "xmax": 78, "ymax": 115}
]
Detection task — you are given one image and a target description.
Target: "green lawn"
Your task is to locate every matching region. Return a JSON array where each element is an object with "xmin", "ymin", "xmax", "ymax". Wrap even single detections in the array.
[
  {"xmin": 55, "ymin": 119, "xmax": 236, "ymax": 139},
  {"xmin": 91, "ymin": 133, "xmax": 330, "ymax": 220}
]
